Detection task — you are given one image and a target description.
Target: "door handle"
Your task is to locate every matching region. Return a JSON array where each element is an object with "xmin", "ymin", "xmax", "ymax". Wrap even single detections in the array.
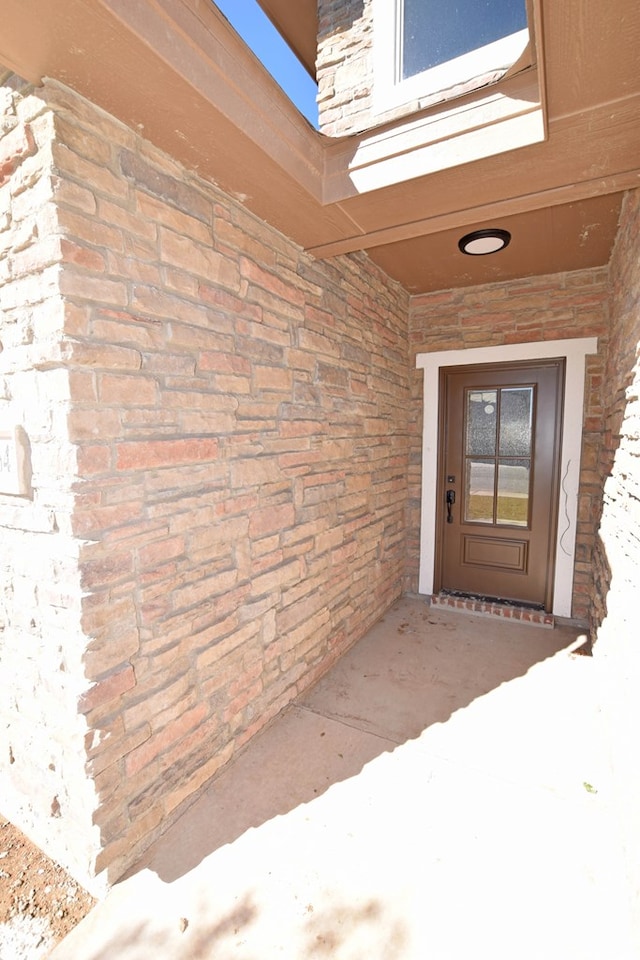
[{"xmin": 446, "ymin": 488, "xmax": 455, "ymax": 524}]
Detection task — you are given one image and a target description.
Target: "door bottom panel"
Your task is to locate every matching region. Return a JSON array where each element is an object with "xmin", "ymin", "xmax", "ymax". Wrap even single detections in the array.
[{"xmin": 462, "ymin": 535, "xmax": 528, "ymax": 571}]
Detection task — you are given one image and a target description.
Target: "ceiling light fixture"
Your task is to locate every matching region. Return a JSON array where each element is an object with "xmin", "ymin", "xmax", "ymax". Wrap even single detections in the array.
[{"xmin": 458, "ymin": 228, "xmax": 511, "ymax": 255}]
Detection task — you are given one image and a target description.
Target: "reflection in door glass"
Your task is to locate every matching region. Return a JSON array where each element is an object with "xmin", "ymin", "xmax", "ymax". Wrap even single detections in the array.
[
  {"xmin": 499, "ymin": 387, "xmax": 533, "ymax": 456},
  {"xmin": 465, "ymin": 390, "xmax": 497, "ymax": 456},
  {"xmin": 465, "ymin": 458, "xmax": 495, "ymax": 523},
  {"xmin": 464, "ymin": 384, "xmax": 533, "ymax": 526},
  {"xmin": 497, "ymin": 458, "xmax": 530, "ymax": 525}
]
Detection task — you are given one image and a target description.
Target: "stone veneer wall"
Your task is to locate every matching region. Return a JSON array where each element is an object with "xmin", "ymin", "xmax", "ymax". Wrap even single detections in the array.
[
  {"xmin": 318, "ymin": 0, "xmax": 375, "ymax": 136},
  {"xmin": 407, "ymin": 269, "xmax": 611, "ymax": 620},
  {"xmin": 590, "ymin": 188, "xmax": 640, "ymax": 940},
  {"xmin": 0, "ymin": 75, "xmax": 409, "ymax": 891},
  {"xmin": 0, "ymin": 74, "xmax": 103, "ymax": 885}
]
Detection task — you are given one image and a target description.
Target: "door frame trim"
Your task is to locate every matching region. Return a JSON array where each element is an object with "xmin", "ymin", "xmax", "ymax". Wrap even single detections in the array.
[
  {"xmin": 434, "ymin": 358, "xmax": 565, "ymax": 611},
  {"xmin": 416, "ymin": 338, "xmax": 598, "ymax": 617}
]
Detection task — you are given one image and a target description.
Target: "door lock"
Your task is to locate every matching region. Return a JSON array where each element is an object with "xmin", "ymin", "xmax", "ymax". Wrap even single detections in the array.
[{"xmin": 446, "ymin": 488, "xmax": 456, "ymax": 524}]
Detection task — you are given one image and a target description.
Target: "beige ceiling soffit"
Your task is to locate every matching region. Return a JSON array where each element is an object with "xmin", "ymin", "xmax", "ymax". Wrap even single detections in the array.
[
  {"xmin": 99, "ymin": 0, "xmax": 325, "ymax": 201},
  {"xmin": 528, "ymin": 0, "xmax": 548, "ymax": 134},
  {"xmin": 323, "ymin": 71, "xmax": 544, "ymax": 203},
  {"xmin": 314, "ymin": 92, "xmax": 640, "ymax": 254},
  {"xmin": 312, "ymin": 169, "xmax": 640, "ymax": 259},
  {"xmin": 257, "ymin": 0, "xmax": 318, "ymax": 78},
  {"xmin": 0, "ymin": 48, "xmax": 21, "ymax": 77}
]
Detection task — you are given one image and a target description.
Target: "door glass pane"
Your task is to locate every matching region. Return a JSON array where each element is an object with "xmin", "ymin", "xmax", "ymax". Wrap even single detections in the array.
[
  {"xmin": 499, "ymin": 387, "xmax": 533, "ymax": 456},
  {"xmin": 465, "ymin": 459, "xmax": 495, "ymax": 523},
  {"xmin": 497, "ymin": 458, "xmax": 530, "ymax": 525},
  {"xmin": 466, "ymin": 390, "xmax": 497, "ymax": 456}
]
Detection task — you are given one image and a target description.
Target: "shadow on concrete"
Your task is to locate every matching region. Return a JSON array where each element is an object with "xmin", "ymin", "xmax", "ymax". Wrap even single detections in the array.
[
  {"xmin": 65, "ymin": 893, "xmax": 259, "ymax": 960},
  {"xmin": 52, "ymin": 598, "xmax": 633, "ymax": 960},
  {"xmin": 60, "ymin": 886, "xmax": 410, "ymax": 960},
  {"xmin": 132, "ymin": 598, "xmax": 583, "ymax": 884}
]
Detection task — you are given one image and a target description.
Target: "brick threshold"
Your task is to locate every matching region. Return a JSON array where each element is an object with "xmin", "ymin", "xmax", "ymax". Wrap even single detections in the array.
[{"xmin": 429, "ymin": 593, "xmax": 555, "ymax": 628}]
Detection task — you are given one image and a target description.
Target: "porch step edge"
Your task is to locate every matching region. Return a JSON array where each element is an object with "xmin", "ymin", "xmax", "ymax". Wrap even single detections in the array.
[{"xmin": 429, "ymin": 592, "xmax": 555, "ymax": 628}]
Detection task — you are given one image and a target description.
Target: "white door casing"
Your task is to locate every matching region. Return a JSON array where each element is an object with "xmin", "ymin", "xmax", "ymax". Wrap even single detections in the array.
[{"xmin": 416, "ymin": 338, "xmax": 598, "ymax": 617}]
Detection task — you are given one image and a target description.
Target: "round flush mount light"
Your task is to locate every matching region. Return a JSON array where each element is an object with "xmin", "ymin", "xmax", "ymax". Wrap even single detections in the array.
[{"xmin": 458, "ymin": 228, "xmax": 511, "ymax": 255}]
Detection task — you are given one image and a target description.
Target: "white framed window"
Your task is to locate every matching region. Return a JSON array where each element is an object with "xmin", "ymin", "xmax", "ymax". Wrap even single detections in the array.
[{"xmin": 373, "ymin": 0, "xmax": 530, "ymax": 117}]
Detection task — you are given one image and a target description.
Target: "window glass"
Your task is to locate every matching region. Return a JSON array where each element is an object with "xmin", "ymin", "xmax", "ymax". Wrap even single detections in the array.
[
  {"xmin": 465, "ymin": 390, "xmax": 498, "ymax": 456},
  {"xmin": 499, "ymin": 387, "xmax": 532, "ymax": 456},
  {"xmin": 497, "ymin": 458, "xmax": 530, "ymax": 525},
  {"xmin": 463, "ymin": 385, "xmax": 533, "ymax": 526},
  {"xmin": 465, "ymin": 459, "xmax": 495, "ymax": 524},
  {"xmin": 402, "ymin": 0, "xmax": 528, "ymax": 80}
]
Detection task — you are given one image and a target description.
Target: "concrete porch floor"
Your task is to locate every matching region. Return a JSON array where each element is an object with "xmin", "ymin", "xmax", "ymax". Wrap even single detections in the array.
[{"xmin": 51, "ymin": 597, "xmax": 636, "ymax": 959}]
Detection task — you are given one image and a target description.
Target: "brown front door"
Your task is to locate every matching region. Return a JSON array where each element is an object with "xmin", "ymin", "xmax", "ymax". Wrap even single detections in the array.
[{"xmin": 435, "ymin": 359, "xmax": 565, "ymax": 611}]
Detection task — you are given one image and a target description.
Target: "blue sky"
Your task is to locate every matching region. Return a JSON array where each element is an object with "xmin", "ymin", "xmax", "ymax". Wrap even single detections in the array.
[{"xmin": 214, "ymin": 0, "xmax": 319, "ymax": 127}]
